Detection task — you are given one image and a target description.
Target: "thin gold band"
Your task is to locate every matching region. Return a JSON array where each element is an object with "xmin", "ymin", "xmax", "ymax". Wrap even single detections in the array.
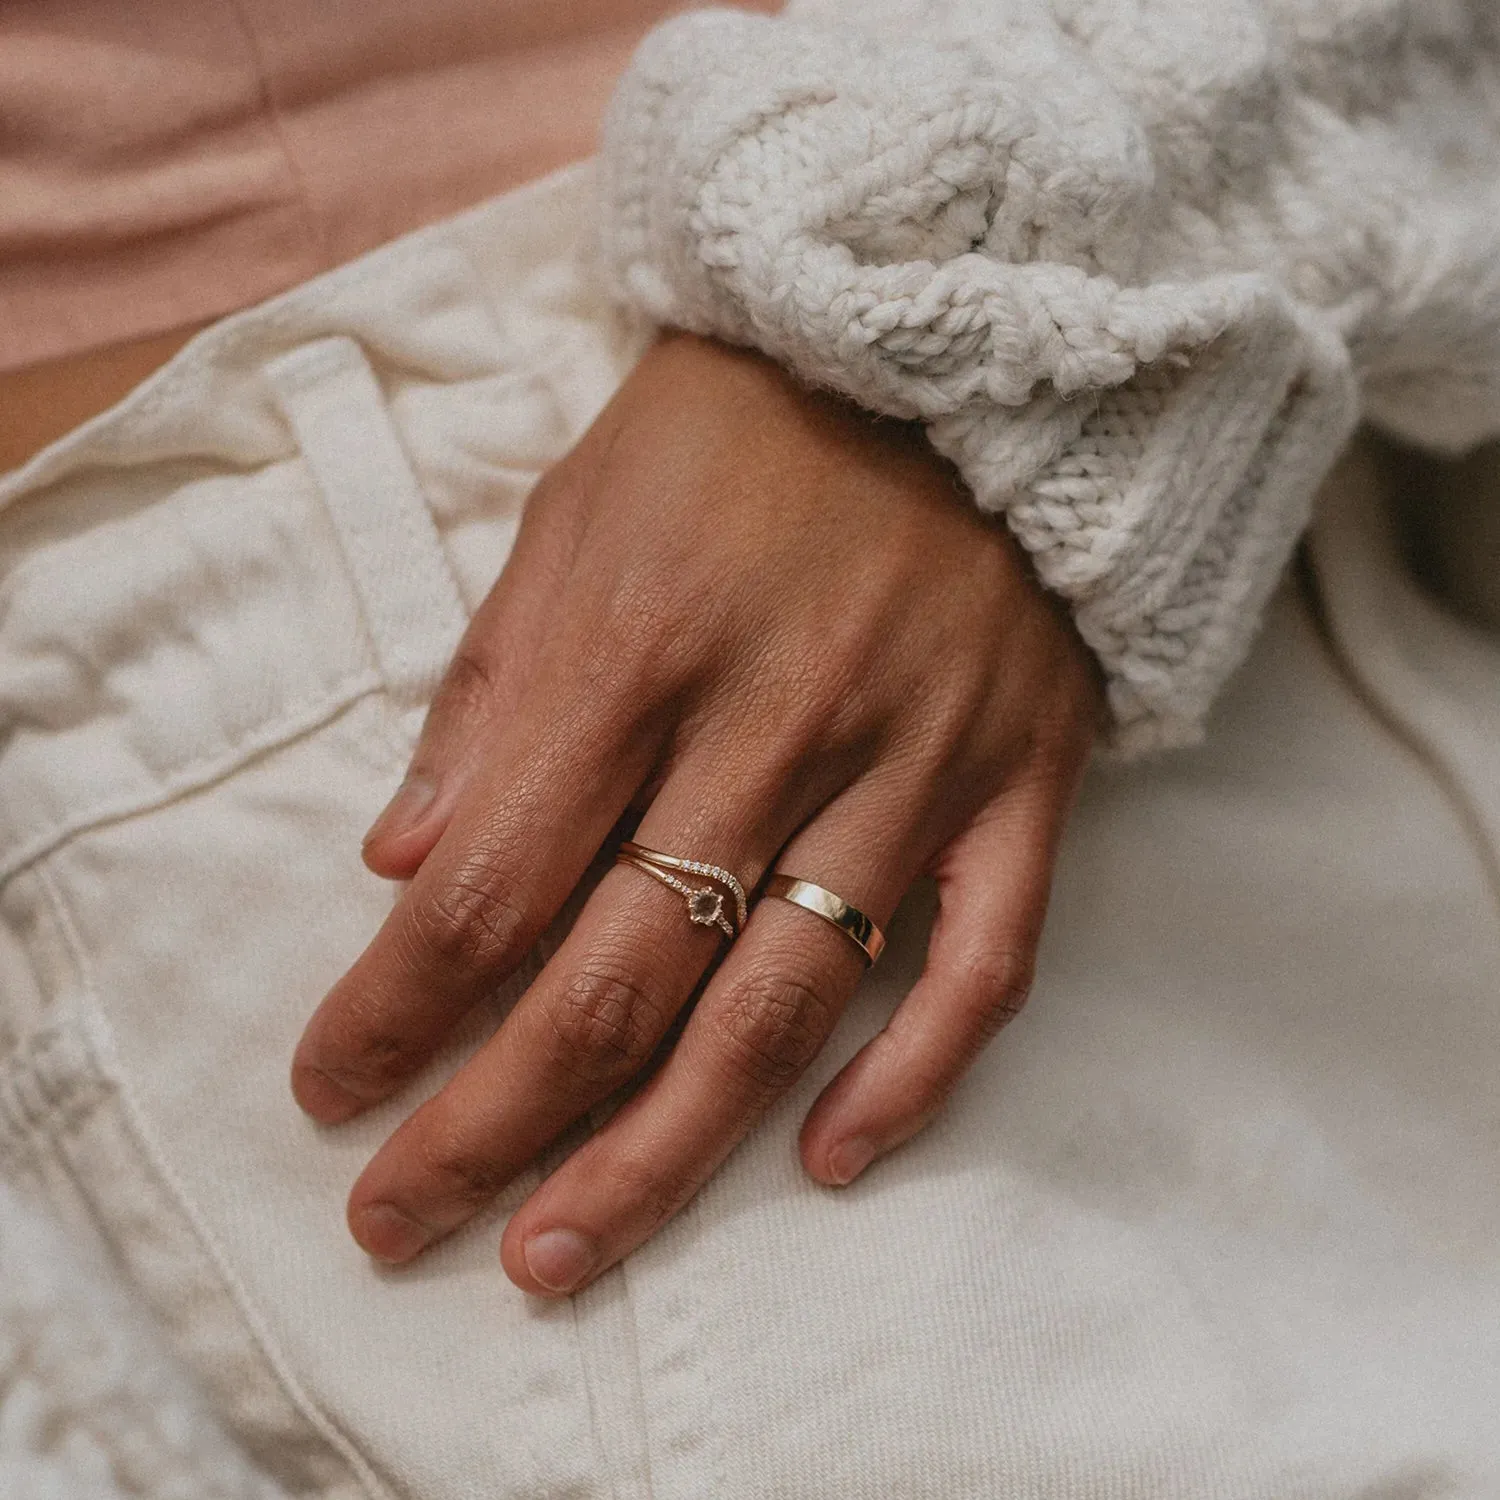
[
  {"xmin": 762, "ymin": 874, "xmax": 885, "ymax": 966},
  {"xmin": 616, "ymin": 840, "xmax": 749, "ymax": 941}
]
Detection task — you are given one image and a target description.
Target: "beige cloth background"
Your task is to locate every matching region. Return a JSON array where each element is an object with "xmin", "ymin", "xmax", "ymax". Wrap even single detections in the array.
[
  {"xmin": 0, "ymin": 161, "xmax": 1496, "ymax": 1497},
  {"xmin": 0, "ymin": 0, "xmax": 778, "ymax": 374}
]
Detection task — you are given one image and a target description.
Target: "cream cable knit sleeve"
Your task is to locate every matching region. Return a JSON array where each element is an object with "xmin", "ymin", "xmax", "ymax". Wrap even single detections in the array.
[{"xmin": 599, "ymin": 0, "xmax": 1500, "ymax": 751}]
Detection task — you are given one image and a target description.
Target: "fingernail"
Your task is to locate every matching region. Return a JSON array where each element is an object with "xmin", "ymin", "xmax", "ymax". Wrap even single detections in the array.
[
  {"xmin": 826, "ymin": 1136, "xmax": 876, "ymax": 1186},
  {"xmin": 364, "ymin": 774, "xmax": 437, "ymax": 847},
  {"xmin": 354, "ymin": 1203, "xmax": 433, "ymax": 1263},
  {"xmin": 523, "ymin": 1228, "xmax": 598, "ymax": 1293}
]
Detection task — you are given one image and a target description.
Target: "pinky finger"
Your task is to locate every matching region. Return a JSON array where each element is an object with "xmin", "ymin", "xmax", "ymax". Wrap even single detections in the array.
[{"xmin": 798, "ymin": 772, "xmax": 1075, "ymax": 1188}]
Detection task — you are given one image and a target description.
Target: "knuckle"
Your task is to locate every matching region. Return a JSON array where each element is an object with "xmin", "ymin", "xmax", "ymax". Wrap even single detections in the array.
[
  {"xmin": 603, "ymin": 570, "xmax": 683, "ymax": 652},
  {"xmin": 1024, "ymin": 642, "xmax": 1103, "ymax": 769},
  {"xmin": 886, "ymin": 667, "xmax": 993, "ymax": 781},
  {"xmin": 917, "ymin": 680, "xmax": 986, "ymax": 763},
  {"xmin": 818, "ymin": 609, "xmax": 895, "ymax": 708},
  {"xmin": 606, "ymin": 1148, "xmax": 700, "ymax": 1239},
  {"xmin": 959, "ymin": 948, "xmax": 1036, "ymax": 1042},
  {"xmin": 1026, "ymin": 696, "xmax": 1093, "ymax": 778},
  {"xmin": 417, "ymin": 1130, "xmax": 515, "ymax": 1207},
  {"xmin": 439, "ymin": 643, "xmax": 501, "ymax": 717},
  {"xmin": 311, "ymin": 1031, "xmax": 415, "ymax": 1099},
  {"xmin": 542, "ymin": 963, "xmax": 669, "ymax": 1087},
  {"xmin": 305, "ymin": 989, "xmax": 424, "ymax": 1099},
  {"xmin": 713, "ymin": 970, "xmax": 836, "ymax": 1094},
  {"xmin": 565, "ymin": 580, "xmax": 689, "ymax": 725},
  {"xmin": 410, "ymin": 862, "xmax": 532, "ymax": 977}
]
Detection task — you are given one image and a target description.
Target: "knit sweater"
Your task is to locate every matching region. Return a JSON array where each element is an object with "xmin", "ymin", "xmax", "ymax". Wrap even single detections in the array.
[{"xmin": 599, "ymin": 0, "xmax": 1500, "ymax": 751}]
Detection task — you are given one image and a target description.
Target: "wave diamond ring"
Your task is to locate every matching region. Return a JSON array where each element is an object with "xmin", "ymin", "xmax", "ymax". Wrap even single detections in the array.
[{"xmin": 616, "ymin": 840, "xmax": 750, "ymax": 942}]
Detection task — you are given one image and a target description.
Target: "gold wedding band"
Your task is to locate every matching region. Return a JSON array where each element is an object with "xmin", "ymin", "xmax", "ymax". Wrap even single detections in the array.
[
  {"xmin": 762, "ymin": 874, "xmax": 885, "ymax": 966},
  {"xmin": 616, "ymin": 839, "xmax": 750, "ymax": 942}
]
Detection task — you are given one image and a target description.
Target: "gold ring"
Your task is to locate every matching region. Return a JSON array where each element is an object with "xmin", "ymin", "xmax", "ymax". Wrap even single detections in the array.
[
  {"xmin": 762, "ymin": 874, "xmax": 885, "ymax": 965},
  {"xmin": 616, "ymin": 839, "xmax": 749, "ymax": 942}
]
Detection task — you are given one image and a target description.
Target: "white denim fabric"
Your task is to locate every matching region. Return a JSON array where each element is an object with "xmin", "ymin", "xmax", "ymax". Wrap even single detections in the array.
[{"xmin": 0, "ymin": 160, "xmax": 1498, "ymax": 1500}]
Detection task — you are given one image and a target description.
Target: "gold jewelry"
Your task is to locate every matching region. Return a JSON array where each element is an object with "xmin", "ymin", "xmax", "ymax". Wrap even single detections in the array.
[
  {"xmin": 616, "ymin": 840, "xmax": 749, "ymax": 942},
  {"xmin": 762, "ymin": 874, "xmax": 885, "ymax": 965}
]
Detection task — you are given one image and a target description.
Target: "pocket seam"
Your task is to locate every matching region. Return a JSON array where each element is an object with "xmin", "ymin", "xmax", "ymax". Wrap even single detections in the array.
[
  {"xmin": 25, "ymin": 858, "xmax": 400, "ymax": 1500},
  {"xmin": 0, "ymin": 668, "xmax": 384, "ymax": 890}
]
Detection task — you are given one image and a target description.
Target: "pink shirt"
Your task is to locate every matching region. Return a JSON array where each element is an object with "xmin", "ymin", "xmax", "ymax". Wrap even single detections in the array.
[{"xmin": 0, "ymin": 0, "xmax": 777, "ymax": 373}]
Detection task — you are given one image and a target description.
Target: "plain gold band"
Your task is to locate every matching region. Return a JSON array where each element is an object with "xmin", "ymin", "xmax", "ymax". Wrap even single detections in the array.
[{"xmin": 762, "ymin": 874, "xmax": 885, "ymax": 966}]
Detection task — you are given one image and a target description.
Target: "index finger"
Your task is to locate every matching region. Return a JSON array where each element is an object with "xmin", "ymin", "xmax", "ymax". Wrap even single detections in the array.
[{"xmin": 290, "ymin": 679, "xmax": 657, "ymax": 1123}]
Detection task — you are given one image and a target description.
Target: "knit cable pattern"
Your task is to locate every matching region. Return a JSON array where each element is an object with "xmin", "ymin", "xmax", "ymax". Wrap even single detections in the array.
[{"xmin": 598, "ymin": 1, "xmax": 1375, "ymax": 751}]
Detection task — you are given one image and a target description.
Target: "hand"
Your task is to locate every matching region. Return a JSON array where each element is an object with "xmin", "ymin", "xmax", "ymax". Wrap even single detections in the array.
[{"xmin": 290, "ymin": 332, "xmax": 1103, "ymax": 1296}]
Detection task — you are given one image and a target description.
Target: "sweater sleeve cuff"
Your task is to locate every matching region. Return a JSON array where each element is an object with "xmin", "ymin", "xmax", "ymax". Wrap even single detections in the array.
[
  {"xmin": 599, "ymin": 6, "xmax": 1360, "ymax": 753},
  {"xmin": 957, "ymin": 301, "xmax": 1357, "ymax": 753}
]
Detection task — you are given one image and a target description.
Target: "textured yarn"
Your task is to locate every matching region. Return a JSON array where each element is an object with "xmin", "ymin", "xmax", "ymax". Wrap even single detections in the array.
[{"xmin": 599, "ymin": 0, "xmax": 1500, "ymax": 749}]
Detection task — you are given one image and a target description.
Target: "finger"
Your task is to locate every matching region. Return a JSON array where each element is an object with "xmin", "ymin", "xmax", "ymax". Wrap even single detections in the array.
[
  {"xmin": 362, "ymin": 470, "xmax": 586, "ymax": 880},
  {"xmin": 496, "ymin": 771, "xmax": 933, "ymax": 1297},
  {"xmin": 290, "ymin": 673, "xmax": 657, "ymax": 1125},
  {"xmin": 799, "ymin": 764, "xmax": 1079, "ymax": 1188},
  {"xmin": 343, "ymin": 743, "xmax": 845, "ymax": 1264}
]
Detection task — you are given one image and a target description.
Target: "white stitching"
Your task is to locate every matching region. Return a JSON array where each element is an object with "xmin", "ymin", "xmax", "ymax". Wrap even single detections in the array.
[
  {"xmin": 33, "ymin": 861, "xmax": 399, "ymax": 1500},
  {"xmin": 0, "ymin": 671, "xmax": 382, "ymax": 888}
]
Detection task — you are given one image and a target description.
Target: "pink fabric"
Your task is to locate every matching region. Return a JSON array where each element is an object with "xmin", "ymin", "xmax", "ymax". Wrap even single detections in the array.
[{"xmin": 0, "ymin": 0, "xmax": 776, "ymax": 373}]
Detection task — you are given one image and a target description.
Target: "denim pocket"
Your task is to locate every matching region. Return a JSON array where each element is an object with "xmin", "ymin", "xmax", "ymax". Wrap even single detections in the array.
[
  {"xmin": 0, "ymin": 335, "xmax": 497, "ymax": 1499},
  {"xmin": 0, "ymin": 862, "xmax": 393, "ymax": 1500}
]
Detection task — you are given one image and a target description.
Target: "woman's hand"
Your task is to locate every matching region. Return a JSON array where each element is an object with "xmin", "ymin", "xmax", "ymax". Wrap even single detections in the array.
[{"xmin": 290, "ymin": 332, "xmax": 1102, "ymax": 1296}]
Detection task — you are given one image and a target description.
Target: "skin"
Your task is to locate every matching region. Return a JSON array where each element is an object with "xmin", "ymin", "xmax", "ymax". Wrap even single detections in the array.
[{"xmin": 290, "ymin": 330, "xmax": 1104, "ymax": 1297}]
